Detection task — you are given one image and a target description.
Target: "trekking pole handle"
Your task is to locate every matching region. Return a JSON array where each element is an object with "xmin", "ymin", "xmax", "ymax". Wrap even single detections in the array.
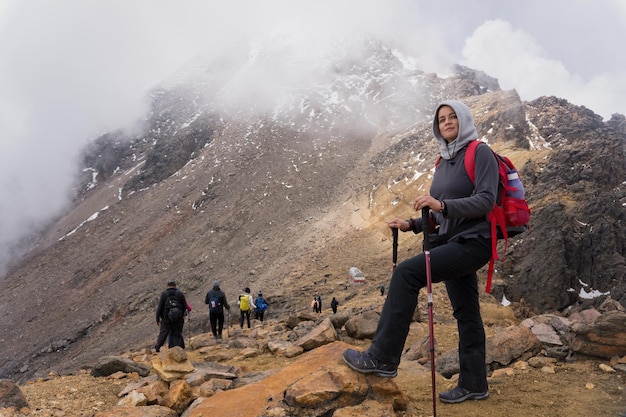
[{"xmin": 421, "ymin": 208, "xmax": 430, "ymax": 251}]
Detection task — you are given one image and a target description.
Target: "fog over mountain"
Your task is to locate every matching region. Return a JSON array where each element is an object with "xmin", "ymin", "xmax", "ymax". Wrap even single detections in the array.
[{"xmin": 0, "ymin": 0, "xmax": 625, "ymax": 276}]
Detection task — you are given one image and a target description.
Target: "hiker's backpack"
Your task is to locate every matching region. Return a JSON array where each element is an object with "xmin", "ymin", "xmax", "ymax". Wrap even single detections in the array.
[
  {"xmin": 208, "ymin": 290, "xmax": 222, "ymax": 314},
  {"xmin": 256, "ymin": 297, "xmax": 268, "ymax": 312},
  {"xmin": 239, "ymin": 294, "xmax": 250, "ymax": 311},
  {"xmin": 165, "ymin": 293, "xmax": 184, "ymax": 322},
  {"xmin": 436, "ymin": 140, "xmax": 531, "ymax": 293}
]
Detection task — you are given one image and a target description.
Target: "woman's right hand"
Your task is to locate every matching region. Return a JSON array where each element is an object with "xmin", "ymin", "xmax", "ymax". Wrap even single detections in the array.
[{"xmin": 388, "ymin": 218, "xmax": 411, "ymax": 232}]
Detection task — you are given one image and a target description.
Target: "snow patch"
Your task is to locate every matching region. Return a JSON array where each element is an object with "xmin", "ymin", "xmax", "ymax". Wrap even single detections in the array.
[{"xmin": 59, "ymin": 206, "xmax": 109, "ymax": 241}]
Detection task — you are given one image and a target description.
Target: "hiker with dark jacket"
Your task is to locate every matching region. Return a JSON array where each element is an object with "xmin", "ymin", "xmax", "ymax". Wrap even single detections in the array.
[
  {"xmin": 204, "ymin": 280, "xmax": 230, "ymax": 339},
  {"xmin": 154, "ymin": 280, "xmax": 190, "ymax": 351},
  {"xmin": 331, "ymin": 297, "xmax": 339, "ymax": 314},
  {"xmin": 343, "ymin": 100, "xmax": 498, "ymax": 404}
]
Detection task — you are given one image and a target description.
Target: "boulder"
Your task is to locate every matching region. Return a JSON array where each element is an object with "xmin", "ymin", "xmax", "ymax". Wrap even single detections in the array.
[
  {"xmin": 267, "ymin": 340, "xmax": 304, "ymax": 358},
  {"xmin": 344, "ymin": 310, "xmax": 380, "ymax": 339},
  {"xmin": 151, "ymin": 347, "xmax": 195, "ymax": 382},
  {"xmin": 295, "ymin": 317, "xmax": 338, "ymax": 351},
  {"xmin": 571, "ymin": 310, "xmax": 626, "ymax": 358},
  {"xmin": 0, "ymin": 379, "xmax": 28, "ymax": 410},
  {"xmin": 162, "ymin": 379, "xmax": 193, "ymax": 415},
  {"xmin": 184, "ymin": 365, "xmax": 237, "ymax": 387},
  {"xmin": 90, "ymin": 355, "xmax": 150, "ymax": 377},
  {"xmin": 333, "ymin": 399, "xmax": 395, "ymax": 417},
  {"xmin": 117, "ymin": 390, "xmax": 148, "ymax": 407},
  {"xmin": 436, "ymin": 324, "xmax": 542, "ymax": 377},
  {"xmin": 486, "ymin": 325, "xmax": 542, "ymax": 366},
  {"xmin": 183, "ymin": 341, "xmax": 405, "ymax": 417}
]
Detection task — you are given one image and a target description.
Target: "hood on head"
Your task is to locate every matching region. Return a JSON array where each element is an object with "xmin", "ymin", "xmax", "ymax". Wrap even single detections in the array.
[
  {"xmin": 432, "ymin": 100, "xmax": 478, "ymax": 159},
  {"xmin": 212, "ymin": 281, "xmax": 220, "ymax": 290}
]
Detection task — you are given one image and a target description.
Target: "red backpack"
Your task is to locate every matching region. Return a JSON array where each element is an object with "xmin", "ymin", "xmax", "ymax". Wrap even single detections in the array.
[{"xmin": 436, "ymin": 140, "xmax": 531, "ymax": 292}]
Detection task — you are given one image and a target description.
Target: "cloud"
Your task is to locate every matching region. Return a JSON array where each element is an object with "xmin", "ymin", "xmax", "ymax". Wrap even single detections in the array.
[
  {"xmin": 0, "ymin": 0, "xmax": 449, "ymax": 275},
  {"xmin": 461, "ymin": 19, "xmax": 626, "ymax": 119},
  {"xmin": 0, "ymin": 2, "xmax": 169, "ymax": 274}
]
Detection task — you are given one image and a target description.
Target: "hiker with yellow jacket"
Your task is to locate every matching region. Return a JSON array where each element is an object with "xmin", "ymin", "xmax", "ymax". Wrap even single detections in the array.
[{"xmin": 238, "ymin": 287, "xmax": 255, "ymax": 329}]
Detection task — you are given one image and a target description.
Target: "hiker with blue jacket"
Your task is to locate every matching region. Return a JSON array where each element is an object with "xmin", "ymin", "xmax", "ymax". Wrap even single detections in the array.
[
  {"xmin": 154, "ymin": 280, "xmax": 190, "ymax": 351},
  {"xmin": 343, "ymin": 100, "xmax": 497, "ymax": 404},
  {"xmin": 254, "ymin": 291, "xmax": 268, "ymax": 322},
  {"xmin": 205, "ymin": 280, "xmax": 230, "ymax": 339}
]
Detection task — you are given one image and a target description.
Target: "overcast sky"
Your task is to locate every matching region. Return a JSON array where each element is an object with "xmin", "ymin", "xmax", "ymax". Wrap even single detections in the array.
[{"xmin": 0, "ymin": 0, "xmax": 624, "ymax": 275}]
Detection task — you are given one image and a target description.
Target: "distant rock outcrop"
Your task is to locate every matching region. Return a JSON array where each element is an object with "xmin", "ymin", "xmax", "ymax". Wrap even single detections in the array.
[{"xmin": 480, "ymin": 92, "xmax": 626, "ymax": 312}]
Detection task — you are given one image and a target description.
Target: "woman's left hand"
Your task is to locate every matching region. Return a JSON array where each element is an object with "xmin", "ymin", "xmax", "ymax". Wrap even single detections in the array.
[{"xmin": 412, "ymin": 194, "xmax": 441, "ymax": 212}]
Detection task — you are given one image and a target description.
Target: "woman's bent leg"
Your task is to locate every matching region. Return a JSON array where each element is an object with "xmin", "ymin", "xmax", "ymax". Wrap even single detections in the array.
[{"xmin": 369, "ymin": 237, "xmax": 491, "ymax": 367}]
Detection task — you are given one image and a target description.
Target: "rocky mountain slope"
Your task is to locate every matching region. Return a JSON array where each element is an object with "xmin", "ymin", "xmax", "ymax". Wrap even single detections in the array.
[{"xmin": 0, "ymin": 39, "xmax": 625, "ymax": 390}]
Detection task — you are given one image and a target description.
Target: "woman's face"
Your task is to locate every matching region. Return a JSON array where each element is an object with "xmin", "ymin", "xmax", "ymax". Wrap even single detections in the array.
[{"xmin": 437, "ymin": 105, "xmax": 459, "ymax": 143}]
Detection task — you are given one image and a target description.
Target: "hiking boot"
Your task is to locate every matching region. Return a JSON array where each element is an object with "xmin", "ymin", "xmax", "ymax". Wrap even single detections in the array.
[
  {"xmin": 439, "ymin": 386, "xmax": 489, "ymax": 404},
  {"xmin": 342, "ymin": 349, "xmax": 397, "ymax": 378}
]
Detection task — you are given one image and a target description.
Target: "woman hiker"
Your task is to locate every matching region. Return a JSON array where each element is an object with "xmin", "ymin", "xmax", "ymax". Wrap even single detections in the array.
[{"xmin": 342, "ymin": 99, "xmax": 497, "ymax": 404}]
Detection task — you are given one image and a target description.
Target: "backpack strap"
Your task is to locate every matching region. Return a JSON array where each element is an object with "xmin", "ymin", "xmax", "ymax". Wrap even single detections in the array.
[
  {"xmin": 463, "ymin": 140, "xmax": 506, "ymax": 293},
  {"xmin": 463, "ymin": 140, "xmax": 480, "ymax": 185}
]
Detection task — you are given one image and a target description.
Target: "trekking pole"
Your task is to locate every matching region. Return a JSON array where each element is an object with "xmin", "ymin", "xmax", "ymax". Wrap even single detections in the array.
[
  {"xmin": 187, "ymin": 312, "xmax": 191, "ymax": 348},
  {"xmin": 392, "ymin": 227, "xmax": 398, "ymax": 272},
  {"xmin": 422, "ymin": 207, "xmax": 437, "ymax": 417},
  {"xmin": 227, "ymin": 309, "xmax": 231, "ymax": 338}
]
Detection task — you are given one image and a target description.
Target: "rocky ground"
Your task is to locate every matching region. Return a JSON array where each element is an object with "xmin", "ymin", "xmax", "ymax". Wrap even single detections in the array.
[
  {"xmin": 4, "ymin": 282, "xmax": 626, "ymax": 417},
  {"xmin": 13, "ymin": 349, "xmax": 623, "ymax": 417}
]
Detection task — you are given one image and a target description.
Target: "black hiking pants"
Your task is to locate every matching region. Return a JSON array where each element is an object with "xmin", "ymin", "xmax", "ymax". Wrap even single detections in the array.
[
  {"xmin": 209, "ymin": 311, "xmax": 225, "ymax": 337},
  {"xmin": 240, "ymin": 309, "xmax": 251, "ymax": 328},
  {"xmin": 369, "ymin": 236, "xmax": 492, "ymax": 392},
  {"xmin": 154, "ymin": 318, "xmax": 185, "ymax": 351}
]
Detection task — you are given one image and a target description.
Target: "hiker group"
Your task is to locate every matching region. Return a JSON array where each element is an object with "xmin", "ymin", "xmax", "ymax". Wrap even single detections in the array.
[
  {"xmin": 154, "ymin": 280, "xmax": 270, "ymax": 348},
  {"xmin": 203, "ymin": 283, "xmax": 269, "ymax": 339},
  {"xmin": 310, "ymin": 294, "xmax": 339, "ymax": 314},
  {"xmin": 311, "ymin": 294, "xmax": 323, "ymax": 313}
]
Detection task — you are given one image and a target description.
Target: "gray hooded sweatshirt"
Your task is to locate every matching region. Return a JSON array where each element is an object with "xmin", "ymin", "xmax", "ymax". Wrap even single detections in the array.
[{"xmin": 425, "ymin": 100, "xmax": 499, "ymax": 241}]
